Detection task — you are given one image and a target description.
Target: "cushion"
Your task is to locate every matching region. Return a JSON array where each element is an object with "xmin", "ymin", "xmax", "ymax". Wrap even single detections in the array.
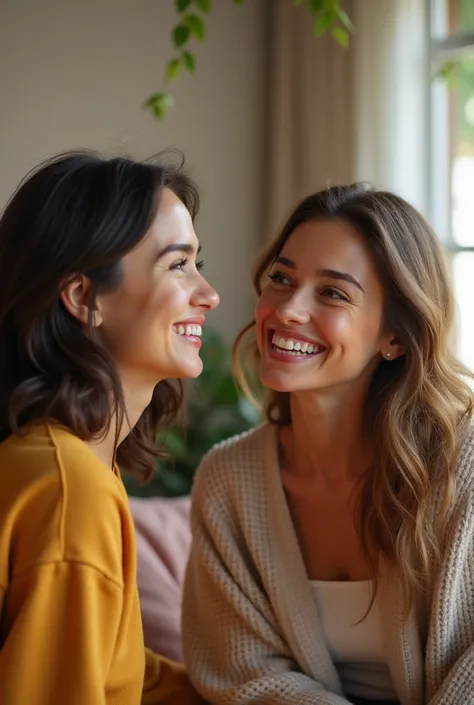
[{"xmin": 129, "ymin": 496, "xmax": 192, "ymax": 662}]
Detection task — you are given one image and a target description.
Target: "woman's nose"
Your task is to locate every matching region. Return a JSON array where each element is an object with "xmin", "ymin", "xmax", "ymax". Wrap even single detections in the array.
[
  {"xmin": 275, "ymin": 291, "xmax": 311, "ymax": 325},
  {"xmin": 191, "ymin": 277, "xmax": 220, "ymax": 311}
]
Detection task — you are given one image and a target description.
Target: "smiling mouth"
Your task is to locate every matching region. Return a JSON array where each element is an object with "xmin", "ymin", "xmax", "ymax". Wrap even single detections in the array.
[
  {"xmin": 269, "ymin": 331, "xmax": 326, "ymax": 359},
  {"xmin": 172, "ymin": 323, "xmax": 203, "ymax": 348}
]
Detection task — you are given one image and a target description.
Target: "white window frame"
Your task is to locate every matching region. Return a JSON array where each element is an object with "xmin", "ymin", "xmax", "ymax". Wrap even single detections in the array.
[
  {"xmin": 427, "ymin": 0, "xmax": 474, "ymax": 366},
  {"xmin": 428, "ymin": 0, "xmax": 474, "ymax": 252}
]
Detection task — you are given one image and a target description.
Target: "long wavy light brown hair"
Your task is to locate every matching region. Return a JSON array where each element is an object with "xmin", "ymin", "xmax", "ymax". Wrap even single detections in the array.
[
  {"xmin": 0, "ymin": 150, "xmax": 199, "ymax": 482},
  {"xmin": 234, "ymin": 182, "xmax": 474, "ymax": 603}
]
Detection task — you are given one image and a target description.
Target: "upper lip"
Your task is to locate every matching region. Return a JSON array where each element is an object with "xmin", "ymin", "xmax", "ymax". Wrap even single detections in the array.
[
  {"xmin": 270, "ymin": 328, "xmax": 326, "ymax": 347},
  {"xmin": 174, "ymin": 317, "xmax": 205, "ymax": 325}
]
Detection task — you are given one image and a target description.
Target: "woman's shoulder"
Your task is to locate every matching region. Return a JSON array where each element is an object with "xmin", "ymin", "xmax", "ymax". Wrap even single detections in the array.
[
  {"xmin": 0, "ymin": 420, "xmax": 130, "ymax": 582},
  {"xmin": 191, "ymin": 423, "xmax": 276, "ymax": 500},
  {"xmin": 455, "ymin": 417, "xmax": 474, "ymax": 496},
  {"xmin": 0, "ymin": 420, "xmax": 124, "ymax": 497},
  {"xmin": 206, "ymin": 422, "xmax": 274, "ymax": 461}
]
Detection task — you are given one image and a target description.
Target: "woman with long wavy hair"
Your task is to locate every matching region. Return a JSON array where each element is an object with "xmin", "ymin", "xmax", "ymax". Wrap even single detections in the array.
[
  {"xmin": 182, "ymin": 183, "xmax": 474, "ymax": 705},
  {"xmin": 0, "ymin": 151, "xmax": 218, "ymax": 705}
]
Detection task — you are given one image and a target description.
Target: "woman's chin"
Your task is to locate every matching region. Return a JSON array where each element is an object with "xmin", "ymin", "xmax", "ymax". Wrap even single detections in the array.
[
  {"xmin": 174, "ymin": 358, "xmax": 204, "ymax": 380},
  {"xmin": 260, "ymin": 370, "xmax": 298, "ymax": 393}
]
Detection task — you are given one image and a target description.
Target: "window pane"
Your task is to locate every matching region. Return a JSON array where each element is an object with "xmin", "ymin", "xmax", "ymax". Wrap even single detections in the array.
[
  {"xmin": 452, "ymin": 252, "xmax": 474, "ymax": 370},
  {"xmin": 432, "ymin": 0, "xmax": 474, "ymax": 37},
  {"xmin": 451, "ymin": 56, "xmax": 474, "ymax": 246},
  {"xmin": 432, "ymin": 54, "xmax": 474, "ymax": 246}
]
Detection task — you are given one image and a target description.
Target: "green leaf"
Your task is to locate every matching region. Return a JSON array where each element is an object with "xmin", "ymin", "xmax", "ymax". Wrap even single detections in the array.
[
  {"xmin": 314, "ymin": 12, "xmax": 333, "ymax": 36},
  {"xmin": 184, "ymin": 13, "xmax": 206, "ymax": 41},
  {"xmin": 166, "ymin": 58, "xmax": 181, "ymax": 82},
  {"xmin": 331, "ymin": 25, "xmax": 349, "ymax": 47},
  {"xmin": 173, "ymin": 24, "xmax": 190, "ymax": 48},
  {"xmin": 176, "ymin": 0, "xmax": 192, "ymax": 11},
  {"xmin": 293, "ymin": 0, "xmax": 305, "ymax": 6},
  {"xmin": 435, "ymin": 60, "xmax": 457, "ymax": 79},
  {"xmin": 144, "ymin": 92, "xmax": 174, "ymax": 120},
  {"xmin": 182, "ymin": 50, "xmax": 196, "ymax": 72},
  {"xmin": 337, "ymin": 8, "xmax": 354, "ymax": 32},
  {"xmin": 162, "ymin": 430, "xmax": 188, "ymax": 459},
  {"xmin": 434, "ymin": 60, "xmax": 458, "ymax": 87},
  {"xmin": 195, "ymin": 0, "xmax": 211, "ymax": 12},
  {"xmin": 309, "ymin": 0, "xmax": 325, "ymax": 13}
]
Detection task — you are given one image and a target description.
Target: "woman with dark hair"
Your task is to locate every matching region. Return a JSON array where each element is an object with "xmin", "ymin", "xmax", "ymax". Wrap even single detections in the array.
[
  {"xmin": 183, "ymin": 184, "xmax": 474, "ymax": 704},
  {"xmin": 0, "ymin": 151, "xmax": 218, "ymax": 704}
]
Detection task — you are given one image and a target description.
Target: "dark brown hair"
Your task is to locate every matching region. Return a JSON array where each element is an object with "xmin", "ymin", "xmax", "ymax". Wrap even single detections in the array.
[
  {"xmin": 0, "ymin": 150, "xmax": 199, "ymax": 481},
  {"xmin": 234, "ymin": 182, "xmax": 474, "ymax": 603}
]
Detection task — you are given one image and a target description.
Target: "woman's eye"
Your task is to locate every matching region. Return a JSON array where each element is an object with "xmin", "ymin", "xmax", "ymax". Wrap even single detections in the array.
[
  {"xmin": 268, "ymin": 271, "xmax": 291, "ymax": 286},
  {"xmin": 170, "ymin": 258, "xmax": 188, "ymax": 271},
  {"xmin": 170, "ymin": 258, "xmax": 204, "ymax": 272},
  {"xmin": 321, "ymin": 287, "xmax": 348, "ymax": 301}
]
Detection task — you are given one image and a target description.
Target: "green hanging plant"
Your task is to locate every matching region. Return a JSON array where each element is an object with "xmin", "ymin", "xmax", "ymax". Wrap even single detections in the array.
[{"xmin": 145, "ymin": 0, "xmax": 354, "ymax": 120}]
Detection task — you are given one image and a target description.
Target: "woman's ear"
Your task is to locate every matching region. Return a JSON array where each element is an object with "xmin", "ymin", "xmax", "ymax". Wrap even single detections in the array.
[
  {"xmin": 380, "ymin": 334, "xmax": 405, "ymax": 361},
  {"xmin": 59, "ymin": 275, "xmax": 103, "ymax": 327}
]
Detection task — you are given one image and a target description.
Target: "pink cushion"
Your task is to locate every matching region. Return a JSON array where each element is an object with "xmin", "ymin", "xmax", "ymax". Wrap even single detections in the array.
[{"xmin": 129, "ymin": 496, "xmax": 191, "ymax": 662}]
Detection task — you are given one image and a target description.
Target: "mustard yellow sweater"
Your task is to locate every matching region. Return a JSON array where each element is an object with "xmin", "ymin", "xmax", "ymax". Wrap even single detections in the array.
[{"xmin": 0, "ymin": 421, "xmax": 202, "ymax": 705}]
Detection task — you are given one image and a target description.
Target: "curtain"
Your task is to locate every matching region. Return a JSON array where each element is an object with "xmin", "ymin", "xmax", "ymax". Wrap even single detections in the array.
[
  {"xmin": 265, "ymin": 0, "xmax": 355, "ymax": 235},
  {"xmin": 264, "ymin": 0, "xmax": 428, "ymax": 236}
]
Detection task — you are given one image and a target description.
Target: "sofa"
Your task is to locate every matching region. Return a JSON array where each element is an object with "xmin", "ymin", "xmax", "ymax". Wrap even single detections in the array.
[{"xmin": 129, "ymin": 496, "xmax": 192, "ymax": 662}]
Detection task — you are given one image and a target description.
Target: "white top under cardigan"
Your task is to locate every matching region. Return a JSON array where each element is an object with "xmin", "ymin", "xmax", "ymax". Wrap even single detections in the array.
[
  {"xmin": 182, "ymin": 422, "xmax": 474, "ymax": 705},
  {"xmin": 311, "ymin": 580, "xmax": 397, "ymax": 700}
]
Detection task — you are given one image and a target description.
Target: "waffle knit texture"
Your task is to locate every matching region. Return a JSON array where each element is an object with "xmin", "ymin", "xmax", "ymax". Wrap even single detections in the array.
[{"xmin": 183, "ymin": 422, "xmax": 474, "ymax": 705}]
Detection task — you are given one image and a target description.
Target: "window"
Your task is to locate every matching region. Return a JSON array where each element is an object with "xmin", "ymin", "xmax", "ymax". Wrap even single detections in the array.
[{"xmin": 429, "ymin": 0, "xmax": 474, "ymax": 369}]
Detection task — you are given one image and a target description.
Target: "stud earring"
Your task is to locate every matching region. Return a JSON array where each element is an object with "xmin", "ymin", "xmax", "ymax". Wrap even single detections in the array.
[{"xmin": 385, "ymin": 352, "xmax": 392, "ymax": 359}]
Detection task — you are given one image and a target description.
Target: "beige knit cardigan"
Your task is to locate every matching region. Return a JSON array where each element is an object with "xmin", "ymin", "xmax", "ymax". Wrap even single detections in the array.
[{"xmin": 182, "ymin": 422, "xmax": 474, "ymax": 705}]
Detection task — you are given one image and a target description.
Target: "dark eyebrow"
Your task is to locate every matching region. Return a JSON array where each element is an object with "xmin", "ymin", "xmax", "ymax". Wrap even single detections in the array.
[
  {"xmin": 317, "ymin": 268, "xmax": 365, "ymax": 293},
  {"xmin": 155, "ymin": 242, "xmax": 202, "ymax": 261},
  {"xmin": 273, "ymin": 257, "xmax": 365, "ymax": 293},
  {"xmin": 273, "ymin": 256, "xmax": 295, "ymax": 268}
]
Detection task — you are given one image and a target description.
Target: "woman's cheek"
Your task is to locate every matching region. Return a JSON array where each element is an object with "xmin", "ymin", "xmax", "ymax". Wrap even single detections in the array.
[{"xmin": 254, "ymin": 295, "xmax": 272, "ymax": 352}]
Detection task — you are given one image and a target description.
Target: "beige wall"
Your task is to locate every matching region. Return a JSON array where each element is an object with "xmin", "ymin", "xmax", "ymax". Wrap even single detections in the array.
[{"xmin": 0, "ymin": 0, "xmax": 267, "ymax": 339}]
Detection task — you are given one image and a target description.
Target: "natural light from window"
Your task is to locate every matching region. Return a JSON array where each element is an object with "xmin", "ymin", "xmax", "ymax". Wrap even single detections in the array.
[{"xmin": 431, "ymin": 0, "xmax": 474, "ymax": 370}]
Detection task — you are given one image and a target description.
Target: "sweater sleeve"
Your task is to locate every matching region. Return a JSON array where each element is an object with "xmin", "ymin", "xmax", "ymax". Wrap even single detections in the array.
[
  {"xmin": 182, "ymin": 456, "xmax": 350, "ymax": 705},
  {"xmin": 425, "ymin": 485, "xmax": 474, "ymax": 704},
  {"xmin": 0, "ymin": 560, "xmax": 204, "ymax": 705},
  {"xmin": 142, "ymin": 648, "xmax": 206, "ymax": 705},
  {"xmin": 0, "ymin": 560, "xmax": 124, "ymax": 705}
]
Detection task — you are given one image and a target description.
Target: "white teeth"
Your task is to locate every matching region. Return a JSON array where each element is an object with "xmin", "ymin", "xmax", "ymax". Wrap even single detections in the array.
[
  {"xmin": 173, "ymin": 324, "xmax": 203, "ymax": 337},
  {"xmin": 271, "ymin": 333, "xmax": 322, "ymax": 355}
]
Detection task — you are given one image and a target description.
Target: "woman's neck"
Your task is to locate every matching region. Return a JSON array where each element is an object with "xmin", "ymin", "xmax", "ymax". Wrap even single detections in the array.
[
  {"xmin": 85, "ymin": 381, "xmax": 155, "ymax": 469},
  {"xmin": 282, "ymin": 385, "xmax": 372, "ymax": 485}
]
